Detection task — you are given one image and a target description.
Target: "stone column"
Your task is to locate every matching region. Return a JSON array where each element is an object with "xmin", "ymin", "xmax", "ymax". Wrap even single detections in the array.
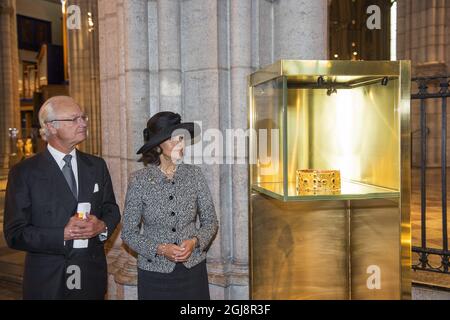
[
  {"xmin": 148, "ymin": 0, "xmax": 160, "ymax": 115},
  {"xmin": 397, "ymin": 0, "xmax": 449, "ymax": 75},
  {"xmin": 253, "ymin": 0, "xmax": 274, "ymax": 67},
  {"xmin": 67, "ymin": 0, "xmax": 102, "ymax": 156},
  {"xmin": 273, "ymin": 0, "xmax": 328, "ymax": 60},
  {"xmin": 99, "ymin": 0, "xmax": 122, "ymax": 300},
  {"xmin": 180, "ymin": 0, "xmax": 224, "ymax": 298},
  {"xmin": 0, "ymin": 0, "xmax": 21, "ymax": 168},
  {"xmin": 229, "ymin": 0, "xmax": 253, "ymax": 299},
  {"xmin": 99, "ymin": 0, "xmax": 148, "ymax": 300},
  {"xmin": 397, "ymin": 0, "xmax": 450, "ymax": 167},
  {"xmin": 158, "ymin": 0, "xmax": 182, "ymax": 114},
  {"xmin": 123, "ymin": 0, "xmax": 150, "ymax": 168}
]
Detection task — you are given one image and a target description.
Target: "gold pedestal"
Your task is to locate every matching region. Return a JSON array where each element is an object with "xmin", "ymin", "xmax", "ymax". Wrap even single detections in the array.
[{"xmin": 252, "ymin": 194, "xmax": 402, "ymax": 299}]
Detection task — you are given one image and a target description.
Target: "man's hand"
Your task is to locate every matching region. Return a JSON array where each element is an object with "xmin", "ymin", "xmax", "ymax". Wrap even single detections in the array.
[
  {"xmin": 64, "ymin": 214, "xmax": 106, "ymax": 240},
  {"xmin": 64, "ymin": 215, "xmax": 86, "ymax": 240}
]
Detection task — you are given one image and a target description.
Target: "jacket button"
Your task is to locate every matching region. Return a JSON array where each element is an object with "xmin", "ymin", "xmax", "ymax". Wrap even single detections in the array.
[
  {"xmin": 171, "ymin": 181, "xmax": 175, "ymax": 185},
  {"xmin": 169, "ymin": 195, "xmax": 173, "ymax": 200},
  {"xmin": 147, "ymin": 259, "xmax": 152, "ymax": 263},
  {"xmin": 171, "ymin": 211, "xmax": 175, "ymax": 216},
  {"xmin": 172, "ymin": 228, "xmax": 176, "ymax": 232}
]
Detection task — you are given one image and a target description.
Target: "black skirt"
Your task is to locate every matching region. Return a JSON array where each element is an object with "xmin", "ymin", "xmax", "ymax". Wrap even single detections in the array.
[{"xmin": 137, "ymin": 260, "xmax": 210, "ymax": 300}]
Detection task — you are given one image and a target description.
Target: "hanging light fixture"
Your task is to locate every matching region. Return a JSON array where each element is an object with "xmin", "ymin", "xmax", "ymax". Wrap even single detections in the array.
[{"xmin": 88, "ymin": 12, "xmax": 95, "ymax": 32}]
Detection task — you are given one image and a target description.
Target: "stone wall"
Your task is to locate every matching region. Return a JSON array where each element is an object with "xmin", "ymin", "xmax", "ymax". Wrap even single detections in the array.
[
  {"xmin": 0, "ymin": 0, "xmax": 21, "ymax": 168},
  {"xmin": 98, "ymin": 0, "xmax": 327, "ymax": 300}
]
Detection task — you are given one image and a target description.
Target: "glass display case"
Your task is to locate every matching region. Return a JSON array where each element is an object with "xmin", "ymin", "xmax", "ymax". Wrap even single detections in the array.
[{"xmin": 248, "ymin": 60, "xmax": 411, "ymax": 300}]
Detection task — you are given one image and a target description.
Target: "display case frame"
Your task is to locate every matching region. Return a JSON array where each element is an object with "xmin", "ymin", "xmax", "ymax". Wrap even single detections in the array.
[{"xmin": 248, "ymin": 60, "xmax": 411, "ymax": 300}]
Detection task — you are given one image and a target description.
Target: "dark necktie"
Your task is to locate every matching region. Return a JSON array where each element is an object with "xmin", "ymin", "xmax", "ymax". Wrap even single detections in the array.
[{"xmin": 62, "ymin": 154, "xmax": 78, "ymax": 199}]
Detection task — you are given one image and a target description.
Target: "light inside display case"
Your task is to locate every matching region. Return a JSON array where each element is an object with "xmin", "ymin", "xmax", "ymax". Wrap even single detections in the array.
[{"xmin": 249, "ymin": 61, "xmax": 402, "ymax": 201}]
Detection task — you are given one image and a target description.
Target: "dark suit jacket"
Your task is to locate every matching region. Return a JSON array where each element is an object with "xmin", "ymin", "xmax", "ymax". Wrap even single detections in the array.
[{"xmin": 3, "ymin": 149, "xmax": 121, "ymax": 300}]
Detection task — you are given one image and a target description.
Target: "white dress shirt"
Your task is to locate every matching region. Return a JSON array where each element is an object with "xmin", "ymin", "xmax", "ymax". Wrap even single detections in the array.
[
  {"xmin": 47, "ymin": 144, "xmax": 107, "ymax": 243},
  {"xmin": 47, "ymin": 144, "xmax": 79, "ymax": 194}
]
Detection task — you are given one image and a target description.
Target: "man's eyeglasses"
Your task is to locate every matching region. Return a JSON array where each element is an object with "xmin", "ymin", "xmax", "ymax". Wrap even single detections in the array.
[{"xmin": 45, "ymin": 115, "xmax": 89, "ymax": 125}]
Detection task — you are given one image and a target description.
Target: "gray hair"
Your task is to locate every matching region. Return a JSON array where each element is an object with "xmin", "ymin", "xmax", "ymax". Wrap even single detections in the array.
[{"xmin": 38, "ymin": 99, "xmax": 59, "ymax": 140}]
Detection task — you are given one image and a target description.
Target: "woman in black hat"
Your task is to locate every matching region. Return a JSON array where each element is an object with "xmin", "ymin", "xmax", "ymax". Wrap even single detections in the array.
[{"xmin": 121, "ymin": 111, "xmax": 218, "ymax": 300}]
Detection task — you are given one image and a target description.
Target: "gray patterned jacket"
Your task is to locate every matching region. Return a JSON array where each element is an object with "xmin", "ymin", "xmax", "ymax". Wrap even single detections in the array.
[{"xmin": 121, "ymin": 163, "xmax": 218, "ymax": 273}]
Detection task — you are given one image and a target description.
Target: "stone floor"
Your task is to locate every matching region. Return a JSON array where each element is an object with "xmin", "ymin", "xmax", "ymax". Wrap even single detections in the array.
[
  {"xmin": 0, "ymin": 169, "xmax": 24, "ymax": 300},
  {"xmin": 0, "ymin": 279, "xmax": 21, "ymax": 300},
  {"xmin": 412, "ymin": 284, "xmax": 450, "ymax": 300},
  {"xmin": 0, "ymin": 171, "xmax": 26, "ymax": 290},
  {"xmin": 0, "ymin": 167, "xmax": 449, "ymax": 299},
  {"xmin": 0, "ymin": 278, "xmax": 448, "ymax": 300}
]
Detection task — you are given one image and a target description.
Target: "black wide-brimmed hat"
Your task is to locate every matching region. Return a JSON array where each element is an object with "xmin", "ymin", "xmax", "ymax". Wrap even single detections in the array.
[{"xmin": 136, "ymin": 111, "xmax": 201, "ymax": 155}]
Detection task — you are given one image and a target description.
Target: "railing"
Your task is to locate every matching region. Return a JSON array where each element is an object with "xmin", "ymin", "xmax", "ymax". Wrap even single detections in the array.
[{"xmin": 411, "ymin": 75, "xmax": 450, "ymax": 273}]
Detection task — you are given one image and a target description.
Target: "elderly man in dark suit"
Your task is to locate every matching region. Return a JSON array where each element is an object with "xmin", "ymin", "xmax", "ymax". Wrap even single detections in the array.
[{"xmin": 3, "ymin": 96, "xmax": 120, "ymax": 300}]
